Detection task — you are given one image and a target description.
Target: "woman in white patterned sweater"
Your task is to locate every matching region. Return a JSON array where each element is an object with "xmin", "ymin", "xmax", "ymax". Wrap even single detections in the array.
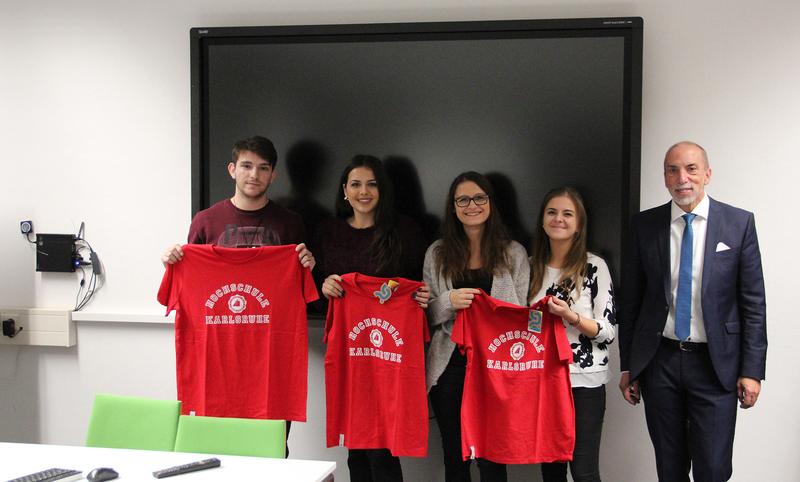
[{"xmin": 529, "ymin": 187, "xmax": 616, "ymax": 482}]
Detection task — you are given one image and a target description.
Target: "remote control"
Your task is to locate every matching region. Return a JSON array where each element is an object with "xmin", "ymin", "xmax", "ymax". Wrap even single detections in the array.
[{"xmin": 152, "ymin": 458, "xmax": 221, "ymax": 478}]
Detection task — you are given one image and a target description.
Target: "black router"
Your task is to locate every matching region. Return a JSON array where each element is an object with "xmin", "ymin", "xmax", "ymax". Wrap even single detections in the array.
[{"xmin": 36, "ymin": 234, "xmax": 77, "ymax": 272}]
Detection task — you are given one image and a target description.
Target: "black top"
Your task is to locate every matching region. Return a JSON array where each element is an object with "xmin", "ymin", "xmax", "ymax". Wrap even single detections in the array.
[
  {"xmin": 448, "ymin": 269, "xmax": 493, "ymax": 368},
  {"xmin": 312, "ymin": 215, "xmax": 425, "ymax": 314},
  {"xmin": 453, "ymin": 269, "xmax": 493, "ymax": 294},
  {"xmin": 314, "ymin": 215, "xmax": 425, "ymax": 281}
]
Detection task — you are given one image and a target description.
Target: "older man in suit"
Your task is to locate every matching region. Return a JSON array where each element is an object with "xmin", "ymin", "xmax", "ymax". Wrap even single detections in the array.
[{"xmin": 618, "ymin": 141, "xmax": 767, "ymax": 482}]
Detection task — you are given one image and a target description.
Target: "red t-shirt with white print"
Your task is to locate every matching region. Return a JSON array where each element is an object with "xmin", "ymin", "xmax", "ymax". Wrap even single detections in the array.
[
  {"xmin": 452, "ymin": 293, "xmax": 575, "ymax": 464},
  {"xmin": 324, "ymin": 273, "xmax": 429, "ymax": 456},
  {"xmin": 158, "ymin": 244, "xmax": 318, "ymax": 421}
]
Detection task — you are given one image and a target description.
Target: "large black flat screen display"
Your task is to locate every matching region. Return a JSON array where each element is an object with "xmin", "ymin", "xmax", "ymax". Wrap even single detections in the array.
[{"xmin": 191, "ymin": 18, "xmax": 643, "ymax": 279}]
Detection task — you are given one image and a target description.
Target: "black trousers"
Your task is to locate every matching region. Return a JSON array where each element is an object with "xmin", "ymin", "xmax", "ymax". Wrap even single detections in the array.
[
  {"xmin": 640, "ymin": 339, "xmax": 738, "ymax": 482},
  {"xmin": 541, "ymin": 385, "xmax": 606, "ymax": 482},
  {"xmin": 347, "ymin": 448, "xmax": 403, "ymax": 482},
  {"xmin": 430, "ymin": 350, "xmax": 507, "ymax": 482}
]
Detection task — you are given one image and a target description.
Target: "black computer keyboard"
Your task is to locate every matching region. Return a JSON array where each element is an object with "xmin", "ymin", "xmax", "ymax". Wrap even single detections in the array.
[{"xmin": 5, "ymin": 468, "xmax": 82, "ymax": 482}]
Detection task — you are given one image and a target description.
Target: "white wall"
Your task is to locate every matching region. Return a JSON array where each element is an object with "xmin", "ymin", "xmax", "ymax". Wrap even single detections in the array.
[{"xmin": 1, "ymin": 0, "xmax": 798, "ymax": 480}]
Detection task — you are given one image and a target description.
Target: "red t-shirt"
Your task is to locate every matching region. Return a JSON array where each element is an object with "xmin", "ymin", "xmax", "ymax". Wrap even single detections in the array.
[
  {"xmin": 452, "ymin": 293, "xmax": 575, "ymax": 464},
  {"xmin": 158, "ymin": 244, "xmax": 318, "ymax": 421},
  {"xmin": 323, "ymin": 273, "xmax": 429, "ymax": 457}
]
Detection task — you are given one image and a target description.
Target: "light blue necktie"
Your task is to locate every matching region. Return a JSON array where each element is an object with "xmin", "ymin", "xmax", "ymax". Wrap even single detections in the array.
[{"xmin": 675, "ymin": 213, "xmax": 697, "ymax": 341}]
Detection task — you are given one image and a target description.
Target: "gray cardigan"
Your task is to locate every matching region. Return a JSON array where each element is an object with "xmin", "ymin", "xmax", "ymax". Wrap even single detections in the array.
[{"xmin": 423, "ymin": 239, "xmax": 530, "ymax": 391}]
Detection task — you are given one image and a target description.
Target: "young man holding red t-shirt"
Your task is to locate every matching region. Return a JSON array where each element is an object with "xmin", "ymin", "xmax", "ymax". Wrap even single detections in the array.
[
  {"xmin": 161, "ymin": 135, "xmax": 315, "ymax": 265},
  {"xmin": 160, "ymin": 135, "xmax": 316, "ymax": 456}
]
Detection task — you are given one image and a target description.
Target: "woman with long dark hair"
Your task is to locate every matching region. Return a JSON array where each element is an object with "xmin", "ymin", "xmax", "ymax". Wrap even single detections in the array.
[
  {"xmin": 315, "ymin": 154, "xmax": 429, "ymax": 482},
  {"xmin": 529, "ymin": 187, "xmax": 616, "ymax": 482},
  {"xmin": 424, "ymin": 171, "xmax": 529, "ymax": 482}
]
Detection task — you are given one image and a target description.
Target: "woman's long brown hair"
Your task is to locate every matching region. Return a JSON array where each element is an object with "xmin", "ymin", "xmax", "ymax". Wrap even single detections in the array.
[{"xmin": 435, "ymin": 171, "xmax": 511, "ymax": 282}]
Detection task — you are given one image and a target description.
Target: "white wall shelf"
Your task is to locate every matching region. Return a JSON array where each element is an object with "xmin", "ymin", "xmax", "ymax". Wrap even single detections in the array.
[{"xmin": 71, "ymin": 311, "xmax": 175, "ymax": 324}]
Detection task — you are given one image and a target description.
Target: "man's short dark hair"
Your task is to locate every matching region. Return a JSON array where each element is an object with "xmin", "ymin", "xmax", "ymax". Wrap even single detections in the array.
[{"xmin": 231, "ymin": 136, "xmax": 278, "ymax": 167}]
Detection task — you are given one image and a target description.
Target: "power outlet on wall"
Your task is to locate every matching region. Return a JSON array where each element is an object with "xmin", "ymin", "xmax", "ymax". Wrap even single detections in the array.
[{"xmin": 0, "ymin": 309, "xmax": 75, "ymax": 347}]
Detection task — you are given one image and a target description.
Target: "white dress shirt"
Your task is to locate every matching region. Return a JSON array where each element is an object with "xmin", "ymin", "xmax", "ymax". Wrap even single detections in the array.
[{"xmin": 663, "ymin": 194, "xmax": 709, "ymax": 342}]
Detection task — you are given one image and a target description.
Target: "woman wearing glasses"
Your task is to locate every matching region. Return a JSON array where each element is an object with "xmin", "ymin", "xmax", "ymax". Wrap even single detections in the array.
[
  {"xmin": 529, "ymin": 187, "xmax": 615, "ymax": 482},
  {"xmin": 424, "ymin": 171, "xmax": 529, "ymax": 482}
]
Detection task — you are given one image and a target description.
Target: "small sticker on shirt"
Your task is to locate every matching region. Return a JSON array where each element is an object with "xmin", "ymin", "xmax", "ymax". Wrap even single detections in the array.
[
  {"xmin": 528, "ymin": 309, "xmax": 542, "ymax": 333},
  {"xmin": 339, "ymin": 434, "xmax": 345, "ymax": 446},
  {"xmin": 373, "ymin": 280, "xmax": 399, "ymax": 304}
]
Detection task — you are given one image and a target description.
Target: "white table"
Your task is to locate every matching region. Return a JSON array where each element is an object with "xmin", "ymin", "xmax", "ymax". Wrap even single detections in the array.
[{"xmin": 0, "ymin": 442, "xmax": 335, "ymax": 481}]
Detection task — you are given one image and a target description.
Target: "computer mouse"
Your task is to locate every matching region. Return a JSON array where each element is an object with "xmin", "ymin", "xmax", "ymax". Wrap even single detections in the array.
[{"xmin": 87, "ymin": 467, "xmax": 119, "ymax": 482}]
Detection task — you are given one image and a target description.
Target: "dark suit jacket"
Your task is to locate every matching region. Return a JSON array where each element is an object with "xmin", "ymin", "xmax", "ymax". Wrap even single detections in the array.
[{"xmin": 618, "ymin": 197, "xmax": 767, "ymax": 391}]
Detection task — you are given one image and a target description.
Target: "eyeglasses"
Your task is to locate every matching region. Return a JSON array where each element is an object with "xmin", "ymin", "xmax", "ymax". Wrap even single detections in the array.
[{"xmin": 454, "ymin": 194, "xmax": 490, "ymax": 207}]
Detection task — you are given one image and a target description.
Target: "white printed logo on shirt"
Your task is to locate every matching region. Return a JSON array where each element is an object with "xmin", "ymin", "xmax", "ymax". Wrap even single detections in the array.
[
  {"xmin": 485, "ymin": 329, "xmax": 546, "ymax": 372},
  {"xmin": 228, "ymin": 294, "xmax": 246, "ymax": 313},
  {"xmin": 203, "ymin": 282, "xmax": 272, "ymax": 325},
  {"xmin": 347, "ymin": 317, "xmax": 404, "ymax": 364},
  {"xmin": 510, "ymin": 342, "xmax": 525, "ymax": 361},
  {"xmin": 370, "ymin": 329, "xmax": 384, "ymax": 348}
]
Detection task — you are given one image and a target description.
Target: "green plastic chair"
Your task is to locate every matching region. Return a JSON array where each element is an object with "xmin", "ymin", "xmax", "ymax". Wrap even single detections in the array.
[
  {"xmin": 174, "ymin": 415, "xmax": 286, "ymax": 458},
  {"xmin": 85, "ymin": 393, "xmax": 181, "ymax": 451}
]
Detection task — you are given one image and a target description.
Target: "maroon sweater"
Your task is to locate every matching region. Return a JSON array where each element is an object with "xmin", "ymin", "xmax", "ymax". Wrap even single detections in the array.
[{"xmin": 188, "ymin": 199, "xmax": 306, "ymax": 247}]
